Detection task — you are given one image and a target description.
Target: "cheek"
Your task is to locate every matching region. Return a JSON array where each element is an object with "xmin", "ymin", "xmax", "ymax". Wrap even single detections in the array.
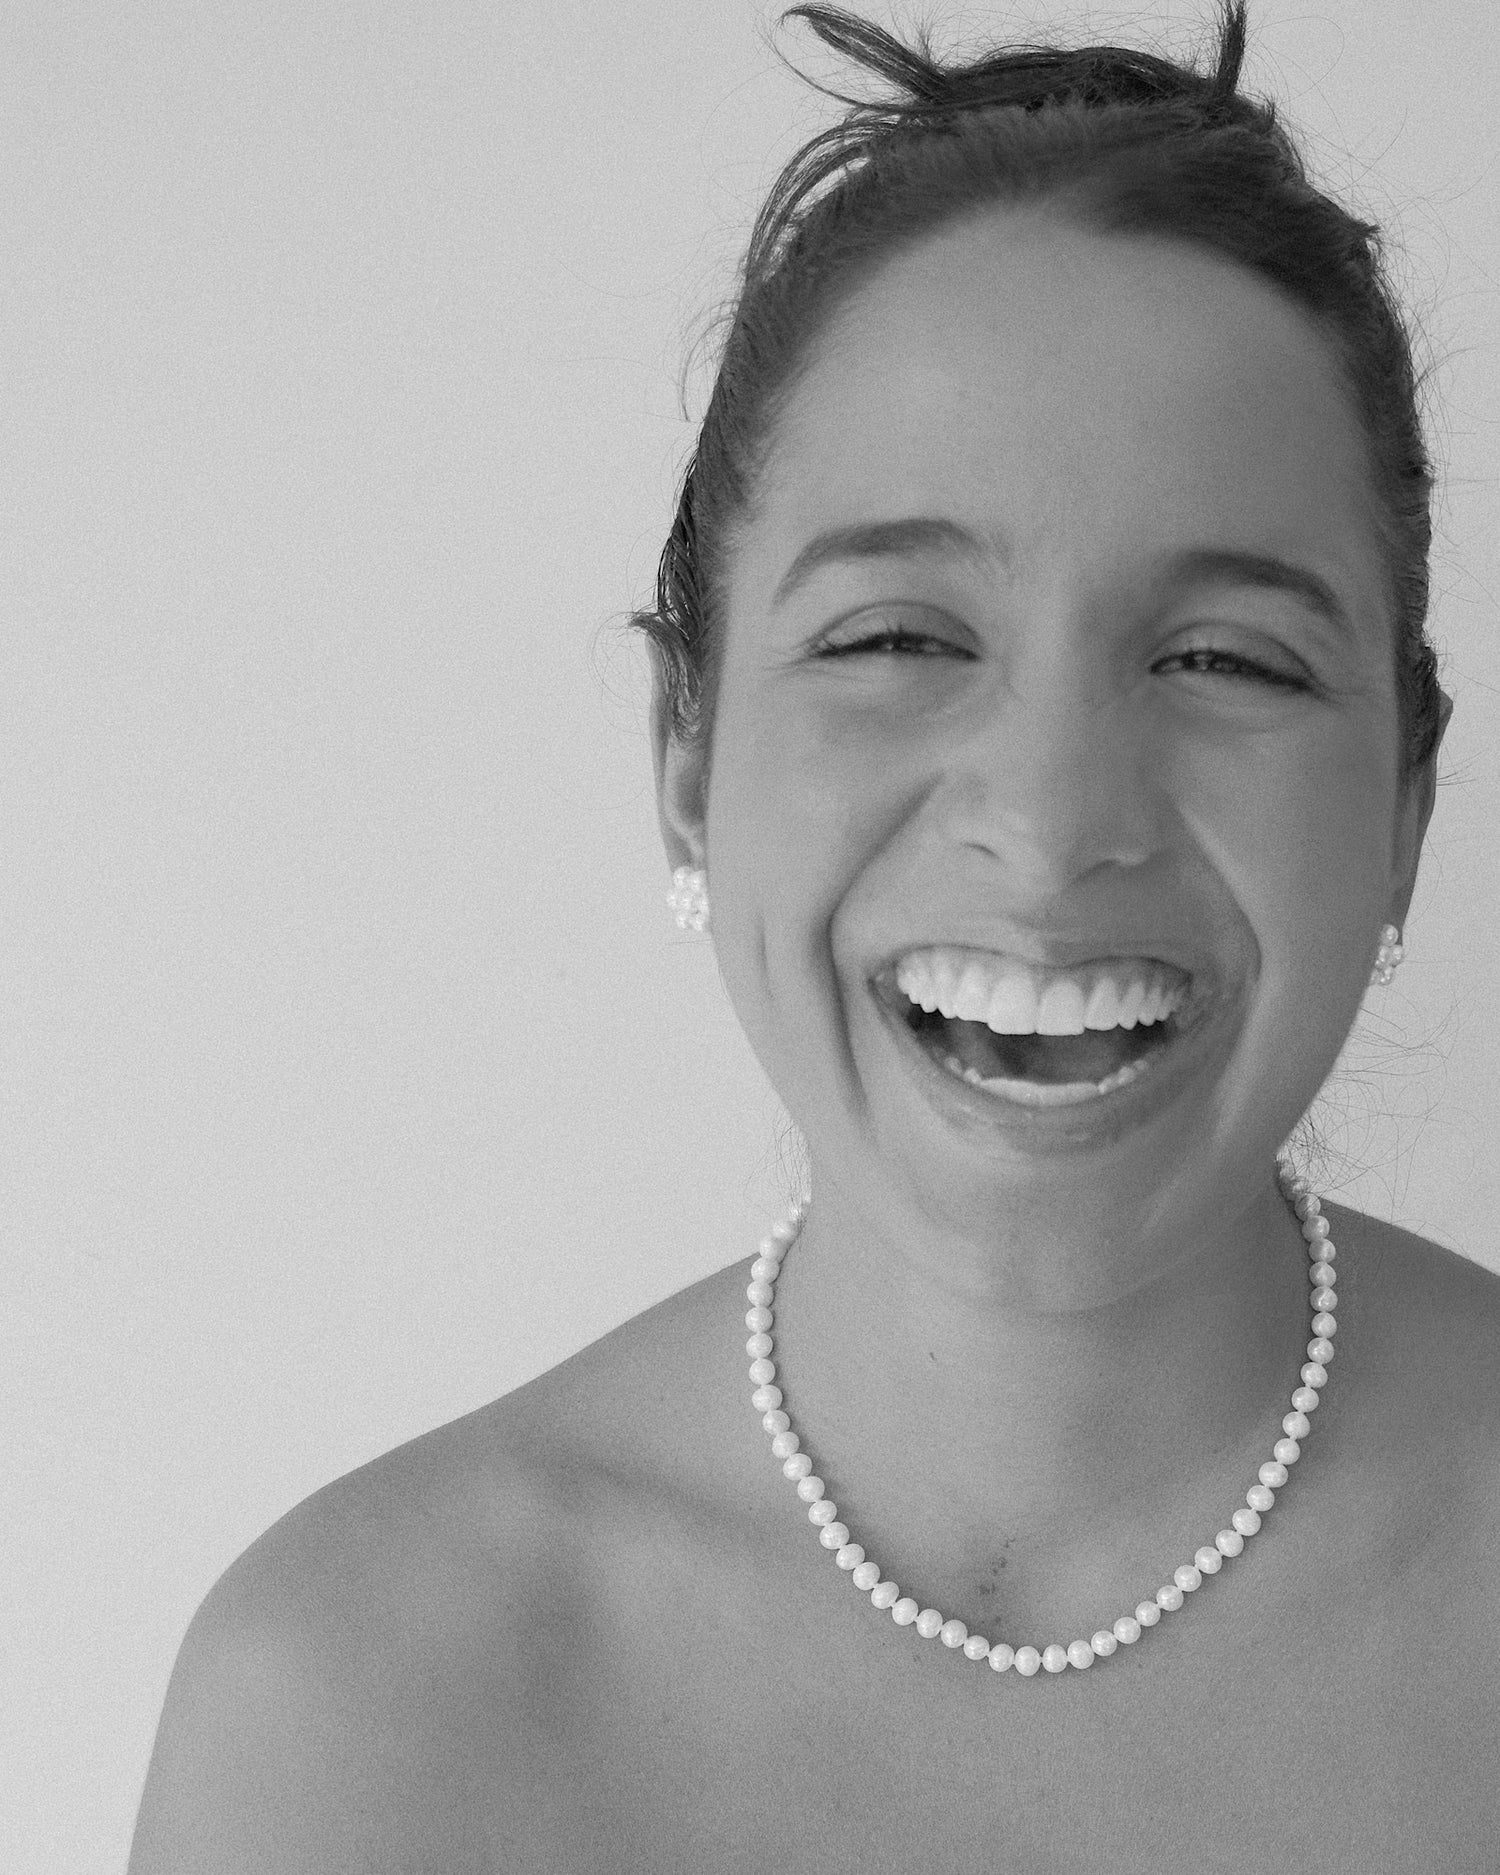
[
  {"xmin": 1177, "ymin": 717, "xmax": 1397, "ymax": 1001},
  {"xmin": 710, "ymin": 698, "xmax": 916, "ymax": 984},
  {"xmin": 702, "ymin": 675, "xmax": 925, "ymax": 1130},
  {"xmin": 702, "ymin": 690, "xmax": 854, "ymax": 1038}
]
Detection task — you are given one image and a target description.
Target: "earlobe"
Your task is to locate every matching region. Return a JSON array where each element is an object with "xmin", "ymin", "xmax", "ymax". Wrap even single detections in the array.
[
  {"xmin": 1387, "ymin": 687, "xmax": 1451, "ymax": 929},
  {"xmin": 1387, "ymin": 771, "xmax": 1433, "ymax": 932},
  {"xmin": 650, "ymin": 685, "xmax": 710, "ymax": 874}
]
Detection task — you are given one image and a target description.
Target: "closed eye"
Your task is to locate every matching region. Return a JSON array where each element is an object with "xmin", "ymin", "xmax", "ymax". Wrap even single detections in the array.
[
  {"xmin": 814, "ymin": 626, "xmax": 971, "ymax": 659},
  {"xmin": 1155, "ymin": 647, "xmax": 1309, "ymax": 690}
]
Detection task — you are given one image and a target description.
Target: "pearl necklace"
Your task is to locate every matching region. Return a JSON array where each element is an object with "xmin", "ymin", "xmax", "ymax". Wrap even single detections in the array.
[{"xmin": 745, "ymin": 1159, "xmax": 1338, "ymax": 1675}]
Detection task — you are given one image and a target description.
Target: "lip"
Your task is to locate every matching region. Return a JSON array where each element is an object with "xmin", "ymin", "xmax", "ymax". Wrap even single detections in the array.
[
  {"xmin": 867, "ymin": 959, "xmax": 1237, "ymax": 1152},
  {"xmin": 880, "ymin": 938, "xmax": 1204, "ymax": 982}
]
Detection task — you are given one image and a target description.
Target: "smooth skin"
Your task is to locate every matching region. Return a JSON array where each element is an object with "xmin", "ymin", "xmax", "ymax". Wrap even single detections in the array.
[{"xmin": 131, "ymin": 214, "xmax": 1497, "ymax": 1875}]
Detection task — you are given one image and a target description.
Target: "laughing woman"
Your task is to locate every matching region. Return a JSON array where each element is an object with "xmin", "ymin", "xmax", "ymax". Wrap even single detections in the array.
[{"xmin": 131, "ymin": 4, "xmax": 1498, "ymax": 1870}]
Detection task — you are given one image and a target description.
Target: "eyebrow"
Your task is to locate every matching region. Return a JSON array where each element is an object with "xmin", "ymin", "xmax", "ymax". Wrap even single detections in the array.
[
  {"xmin": 771, "ymin": 520, "xmax": 1354, "ymax": 637},
  {"xmin": 1159, "ymin": 549, "xmax": 1355, "ymax": 639},
  {"xmin": 771, "ymin": 517, "xmax": 990, "ymax": 606}
]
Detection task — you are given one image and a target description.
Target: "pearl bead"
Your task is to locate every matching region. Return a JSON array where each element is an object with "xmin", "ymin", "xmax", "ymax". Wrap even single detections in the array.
[{"xmin": 748, "ymin": 1172, "xmax": 1336, "ymax": 1684}]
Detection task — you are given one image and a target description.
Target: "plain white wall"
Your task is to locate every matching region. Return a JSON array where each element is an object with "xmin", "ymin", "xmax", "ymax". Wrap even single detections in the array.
[{"xmin": 2, "ymin": 2, "xmax": 1495, "ymax": 1867}]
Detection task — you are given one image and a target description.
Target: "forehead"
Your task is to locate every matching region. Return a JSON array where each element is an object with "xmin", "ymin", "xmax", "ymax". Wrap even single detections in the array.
[{"xmin": 738, "ymin": 212, "xmax": 1383, "ymax": 617}]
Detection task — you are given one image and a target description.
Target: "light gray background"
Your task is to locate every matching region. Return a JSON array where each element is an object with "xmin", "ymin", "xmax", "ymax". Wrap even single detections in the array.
[{"xmin": 2, "ymin": 2, "xmax": 1495, "ymax": 1868}]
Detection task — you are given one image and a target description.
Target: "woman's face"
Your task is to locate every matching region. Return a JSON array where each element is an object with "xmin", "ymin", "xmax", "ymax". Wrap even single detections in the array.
[{"xmin": 661, "ymin": 213, "xmax": 1436, "ymax": 1276}]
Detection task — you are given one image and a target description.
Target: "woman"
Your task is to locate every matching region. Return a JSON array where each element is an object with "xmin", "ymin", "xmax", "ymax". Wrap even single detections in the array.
[{"xmin": 130, "ymin": 4, "xmax": 1496, "ymax": 1868}]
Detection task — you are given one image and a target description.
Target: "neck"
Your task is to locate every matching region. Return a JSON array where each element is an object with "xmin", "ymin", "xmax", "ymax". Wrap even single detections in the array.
[{"xmin": 765, "ymin": 1165, "xmax": 1311, "ymax": 1638}]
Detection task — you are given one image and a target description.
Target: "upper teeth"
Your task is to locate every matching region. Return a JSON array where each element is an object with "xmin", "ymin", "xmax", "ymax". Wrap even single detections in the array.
[{"xmin": 894, "ymin": 946, "xmax": 1188, "ymax": 1036}]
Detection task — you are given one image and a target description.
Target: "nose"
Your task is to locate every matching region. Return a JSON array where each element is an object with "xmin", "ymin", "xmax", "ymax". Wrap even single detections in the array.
[{"xmin": 926, "ymin": 687, "xmax": 1166, "ymax": 900}]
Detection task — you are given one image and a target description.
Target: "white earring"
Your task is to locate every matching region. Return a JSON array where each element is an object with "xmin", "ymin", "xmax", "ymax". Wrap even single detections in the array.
[
  {"xmin": 667, "ymin": 865, "xmax": 710, "ymax": 933},
  {"xmin": 1370, "ymin": 922, "xmax": 1404, "ymax": 986}
]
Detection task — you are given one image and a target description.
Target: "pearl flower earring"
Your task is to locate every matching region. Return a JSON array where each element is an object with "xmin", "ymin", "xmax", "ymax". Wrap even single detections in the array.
[
  {"xmin": 1370, "ymin": 922, "xmax": 1404, "ymax": 986},
  {"xmin": 667, "ymin": 865, "xmax": 711, "ymax": 933}
]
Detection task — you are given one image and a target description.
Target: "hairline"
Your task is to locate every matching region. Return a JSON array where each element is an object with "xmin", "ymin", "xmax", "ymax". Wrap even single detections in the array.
[{"xmin": 689, "ymin": 200, "xmax": 1410, "ymax": 775}]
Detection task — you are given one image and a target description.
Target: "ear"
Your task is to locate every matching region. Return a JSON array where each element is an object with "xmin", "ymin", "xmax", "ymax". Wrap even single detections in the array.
[
  {"xmin": 1387, "ymin": 686, "xmax": 1453, "ymax": 930},
  {"xmin": 650, "ymin": 658, "xmax": 710, "ymax": 875}
]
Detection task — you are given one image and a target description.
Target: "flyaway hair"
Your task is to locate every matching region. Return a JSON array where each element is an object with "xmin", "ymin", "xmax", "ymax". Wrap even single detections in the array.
[{"xmin": 632, "ymin": 2, "xmax": 1441, "ymax": 781}]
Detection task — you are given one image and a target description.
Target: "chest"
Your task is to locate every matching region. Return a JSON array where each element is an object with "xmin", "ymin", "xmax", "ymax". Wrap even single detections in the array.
[
  {"xmin": 534, "ymin": 1518, "xmax": 1500, "ymax": 1875},
  {"xmin": 565, "ymin": 1649, "xmax": 1494, "ymax": 1875}
]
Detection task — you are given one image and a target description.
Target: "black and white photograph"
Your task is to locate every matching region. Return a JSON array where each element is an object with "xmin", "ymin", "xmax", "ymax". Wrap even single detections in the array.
[{"xmin": 4, "ymin": 2, "xmax": 1498, "ymax": 1869}]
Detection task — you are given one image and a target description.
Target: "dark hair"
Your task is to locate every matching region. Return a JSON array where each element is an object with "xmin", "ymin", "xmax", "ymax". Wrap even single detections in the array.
[{"xmin": 631, "ymin": 0, "xmax": 1443, "ymax": 782}]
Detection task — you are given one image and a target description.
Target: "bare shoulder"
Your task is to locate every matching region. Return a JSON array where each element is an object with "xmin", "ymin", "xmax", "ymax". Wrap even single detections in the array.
[
  {"xmin": 129, "ymin": 1254, "xmax": 753, "ymax": 1875},
  {"xmin": 1330, "ymin": 1199, "xmax": 1500, "ymax": 1404},
  {"xmin": 1326, "ymin": 1201, "xmax": 1500, "ymax": 1555}
]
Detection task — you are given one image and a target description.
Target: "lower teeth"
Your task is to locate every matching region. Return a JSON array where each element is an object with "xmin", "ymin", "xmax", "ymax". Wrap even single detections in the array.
[{"xmin": 944, "ymin": 1053, "xmax": 1151, "ymax": 1105}]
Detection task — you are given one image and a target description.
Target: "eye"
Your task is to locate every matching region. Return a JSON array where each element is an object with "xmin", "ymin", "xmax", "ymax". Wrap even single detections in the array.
[
  {"xmin": 1154, "ymin": 646, "xmax": 1309, "ymax": 691},
  {"xmin": 813, "ymin": 623, "xmax": 972, "ymax": 660}
]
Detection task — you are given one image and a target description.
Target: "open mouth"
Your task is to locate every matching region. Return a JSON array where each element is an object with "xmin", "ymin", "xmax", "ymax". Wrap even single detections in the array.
[{"xmin": 882, "ymin": 946, "xmax": 1201, "ymax": 1109}]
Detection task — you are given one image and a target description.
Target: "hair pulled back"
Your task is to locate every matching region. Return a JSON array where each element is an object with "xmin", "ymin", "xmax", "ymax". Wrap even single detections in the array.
[{"xmin": 632, "ymin": 1, "xmax": 1442, "ymax": 781}]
